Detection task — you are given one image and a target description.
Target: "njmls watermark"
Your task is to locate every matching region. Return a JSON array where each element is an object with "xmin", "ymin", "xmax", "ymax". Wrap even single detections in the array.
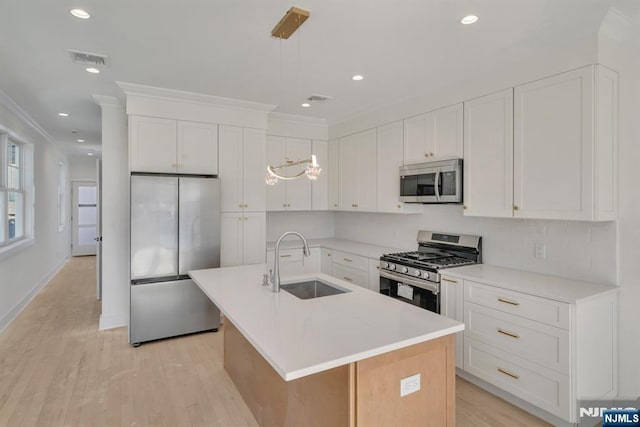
[{"xmin": 579, "ymin": 398, "xmax": 640, "ymax": 427}]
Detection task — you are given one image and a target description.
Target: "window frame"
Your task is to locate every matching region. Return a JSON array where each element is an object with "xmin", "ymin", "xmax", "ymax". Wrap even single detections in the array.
[{"xmin": 57, "ymin": 161, "xmax": 66, "ymax": 232}]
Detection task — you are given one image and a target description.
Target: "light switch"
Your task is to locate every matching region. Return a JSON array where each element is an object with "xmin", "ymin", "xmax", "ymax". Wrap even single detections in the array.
[{"xmin": 400, "ymin": 373, "xmax": 421, "ymax": 397}]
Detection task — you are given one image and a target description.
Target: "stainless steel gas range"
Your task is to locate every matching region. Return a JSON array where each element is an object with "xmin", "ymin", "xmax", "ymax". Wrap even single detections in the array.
[{"xmin": 379, "ymin": 230, "xmax": 482, "ymax": 313}]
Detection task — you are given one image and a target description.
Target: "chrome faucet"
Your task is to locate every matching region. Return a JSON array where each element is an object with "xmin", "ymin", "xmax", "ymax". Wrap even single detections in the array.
[{"xmin": 271, "ymin": 231, "xmax": 311, "ymax": 293}]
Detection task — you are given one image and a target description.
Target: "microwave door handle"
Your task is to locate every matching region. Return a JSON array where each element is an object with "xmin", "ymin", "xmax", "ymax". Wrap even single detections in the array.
[{"xmin": 434, "ymin": 169, "xmax": 441, "ymax": 202}]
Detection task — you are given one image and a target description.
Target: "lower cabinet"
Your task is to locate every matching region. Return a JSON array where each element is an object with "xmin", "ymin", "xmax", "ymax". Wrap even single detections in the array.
[
  {"xmin": 265, "ymin": 248, "xmax": 320, "ymax": 276},
  {"xmin": 440, "ymin": 275, "xmax": 464, "ymax": 369},
  {"xmin": 320, "ymin": 248, "xmax": 333, "ymax": 275},
  {"xmin": 333, "ymin": 264, "xmax": 368, "ymax": 289},
  {"xmin": 221, "ymin": 212, "xmax": 266, "ymax": 267}
]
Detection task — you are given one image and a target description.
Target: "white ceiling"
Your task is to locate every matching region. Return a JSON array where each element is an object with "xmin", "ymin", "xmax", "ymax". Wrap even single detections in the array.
[{"xmin": 0, "ymin": 0, "xmax": 636, "ymax": 155}]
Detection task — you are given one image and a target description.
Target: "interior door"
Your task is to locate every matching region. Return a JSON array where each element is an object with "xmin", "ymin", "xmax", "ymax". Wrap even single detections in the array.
[
  {"xmin": 71, "ymin": 181, "xmax": 97, "ymax": 256},
  {"xmin": 96, "ymin": 159, "xmax": 102, "ymax": 299}
]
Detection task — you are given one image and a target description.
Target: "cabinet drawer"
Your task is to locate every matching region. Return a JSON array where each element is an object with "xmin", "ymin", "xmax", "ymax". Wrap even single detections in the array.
[
  {"xmin": 464, "ymin": 337, "xmax": 570, "ymax": 420},
  {"xmin": 332, "ymin": 250, "xmax": 369, "ymax": 271},
  {"xmin": 464, "ymin": 280, "xmax": 570, "ymax": 329},
  {"xmin": 465, "ymin": 302, "xmax": 569, "ymax": 373},
  {"xmin": 333, "ymin": 264, "xmax": 368, "ymax": 289}
]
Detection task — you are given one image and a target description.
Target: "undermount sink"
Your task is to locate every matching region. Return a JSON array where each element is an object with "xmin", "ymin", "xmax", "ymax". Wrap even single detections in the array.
[{"xmin": 280, "ymin": 280, "xmax": 350, "ymax": 300}]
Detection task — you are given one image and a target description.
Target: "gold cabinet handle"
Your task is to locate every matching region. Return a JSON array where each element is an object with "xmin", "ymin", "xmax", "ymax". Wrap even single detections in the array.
[
  {"xmin": 283, "ymin": 203, "xmax": 287, "ymax": 207},
  {"xmin": 244, "ymin": 204, "xmax": 249, "ymax": 208},
  {"xmin": 424, "ymin": 153, "xmax": 429, "ymax": 157},
  {"xmin": 343, "ymin": 277, "xmax": 353, "ymax": 282},
  {"xmin": 354, "ymin": 204, "xmax": 358, "ymax": 208},
  {"xmin": 442, "ymin": 277, "xmax": 458, "ymax": 284},
  {"xmin": 238, "ymin": 204, "xmax": 243, "ymax": 208},
  {"xmin": 334, "ymin": 204, "xmax": 338, "ymax": 207},
  {"xmin": 327, "ymin": 253, "xmax": 331, "ymax": 257},
  {"xmin": 397, "ymin": 204, "xmax": 401, "ymax": 208},
  {"xmin": 287, "ymin": 204, "xmax": 291, "ymax": 207},
  {"xmin": 343, "ymin": 258, "xmax": 352, "ymax": 262},
  {"xmin": 244, "ymin": 216, "xmax": 248, "ymax": 220},
  {"xmin": 171, "ymin": 163, "xmax": 177, "ymax": 168},
  {"xmin": 497, "ymin": 329, "xmax": 520, "ymax": 339},
  {"xmin": 497, "ymin": 297, "xmax": 520, "ymax": 306},
  {"xmin": 238, "ymin": 217, "xmax": 242, "ymax": 221},
  {"xmin": 497, "ymin": 368, "xmax": 520, "ymax": 380},
  {"xmin": 280, "ymin": 254, "xmax": 292, "ymax": 258},
  {"xmin": 376, "ymin": 266, "xmax": 380, "ymax": 270},
  {"xmin": 513, "ymin": 205, "xmax": 519, "ymax": 211},
  {"xmin": 463, "ymin": 205, "xmax": 467, "ymax": 210}
]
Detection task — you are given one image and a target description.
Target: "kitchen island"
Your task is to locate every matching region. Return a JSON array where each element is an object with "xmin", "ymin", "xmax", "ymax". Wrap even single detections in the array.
[{"xmin": 190, "ymin": 264, "xmax": 463, "ymax": 427}]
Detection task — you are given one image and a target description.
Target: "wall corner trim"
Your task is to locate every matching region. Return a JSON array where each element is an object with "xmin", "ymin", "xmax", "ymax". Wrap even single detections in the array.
[{"xmin": 99, "ymin": 312, "xmax": 128, "ymax": 331}]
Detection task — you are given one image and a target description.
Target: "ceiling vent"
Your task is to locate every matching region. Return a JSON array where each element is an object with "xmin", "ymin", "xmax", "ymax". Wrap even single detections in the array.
[
  {"xmin": 68, "ymin": 49, "xmax": 109, "ymax": 67},
  {"xmin": 306, "ymin": 94, "xmax": 333, "ymax": 103}
]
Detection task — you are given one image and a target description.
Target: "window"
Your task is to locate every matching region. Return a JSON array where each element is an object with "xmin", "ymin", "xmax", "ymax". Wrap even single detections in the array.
[
  {"xmin": 0, "ymin": 132, "xmax": 32, "ymax": 251},
  {"xmin": 58, "ymin": 161, "xmax": 66, "ymax": 231}
]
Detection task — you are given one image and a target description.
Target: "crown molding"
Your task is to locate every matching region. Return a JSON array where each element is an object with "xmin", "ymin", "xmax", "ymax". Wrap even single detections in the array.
[
  {"xmin": 0, "ymin": 89, "xmax": 58, "ymax": 147},
  {"xmin": 268, "ymin": 112, "xmax": 328, "ymax": 127},
  {"xmin": 599, "ymin": 7, "xmax": 637, "ymax": 45},
  {"xmin": 92, "ymin": 94, "xmax": 123, "ymax": 108},
  {"xmin": 116, "ymin": 81, "xmax": 277, "ymax": 114}
]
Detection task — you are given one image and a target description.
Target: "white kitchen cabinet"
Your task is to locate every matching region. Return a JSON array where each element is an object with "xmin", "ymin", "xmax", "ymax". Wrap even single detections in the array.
[
  {"xmin": 130, "ymin": 116, "xmax": 218, "ymax": 175},
  {"xmin": 219, "ymin": 125, "xmax": 266, "ymax": 212},
  {"xmin": 265, "ymin": 136, "xmax": 312, "ymax": 211},
  {"xmin": 327, "ymin": 139, "xmax": 340, "ymax": 210},
  {"xmin": 338, "ymin": 129, "xmax": 377, "ymax": 211},
  {"xmin": 440, "ymin": 274, "xmax": 464, "ymax": 369},
  {"xmin": 332, "ymin": 264, "xmax": 368, "ymax": 289},
  {"xmin": 376, "ymin": 121, "xmax": 422, "ymax": 214},
  {"xmin": 368, "ymin": 259, "xmax": 380, "ymax": 292},
  {"xmin": 221, "ymin": 212, "xmax": 266, "ymax": 267},
  {"xmin": 266, "ymin": 247, "xmax": 320, "ymax": 275},
  {"xmin": 403, "ymin": 103, "xmax": 463, "ymax": 165},
  {"xmin": 513, "ymin": 65, "xmax": 617, "ymax": 221},
  {"xmin": 311, "ymin": 140, "xmax": 328, "ymax": 210},
  {"xmin": 463, "ymin": 89, "xmax": 514, "ymax": 217},
  {"xmin": 320, "ymin": 248, "xmax": 333, "ymax": 275}
]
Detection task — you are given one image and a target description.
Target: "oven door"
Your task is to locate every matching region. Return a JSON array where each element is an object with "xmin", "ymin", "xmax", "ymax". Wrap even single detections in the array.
[{"xmin": 379, "ymin": 270, "xmax": 440, "ymax": 313}]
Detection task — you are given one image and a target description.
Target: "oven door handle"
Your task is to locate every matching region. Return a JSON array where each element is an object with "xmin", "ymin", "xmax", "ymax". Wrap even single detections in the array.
[
  {"xmin": 379, "ymin": 270, "xmax": 439, "ymax": 294},
  {"xmin": 434, "ymin": 169, "xmax": 441, "ymax": 202}
]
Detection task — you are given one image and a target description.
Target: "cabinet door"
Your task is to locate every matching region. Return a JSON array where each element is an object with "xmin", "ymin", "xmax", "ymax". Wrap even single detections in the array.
[
  {"xmin": 432, "ymin": 103, "xmax": 463, "ymax": 160},
  {"xmin": 219, "ymin": 125, "xmax": 244, "ymax": 211},
  {"xmin": 285, "ymin": 137, "xmax": 312, "ymax": 210},
  {"xmin": 338, "ymin": 135, "xmax": 358, "ymax": 210},
  {"xmin": 311, "ymin": 140, "xmax": 328, "ymax": 210},
  {"xmin": 220, "ymin": 212, "xmax": 242, "ymax": 267},
  {"xmin": 332, "ymin": 264, "xmax": 368, "ymax": 289},
  {"xmin": 514, "ymin": 67, "xmax": 593, "ymax": 220},
  {"xmin": 265, "ymin": 135, "xmax": 287, "ymax": 211},
  {"xmin": 242, "ymin": 212, "xmax": 266, "ymax": 265},
  {"xmin": 320, "ymin": 248, "xmax": 333, "ymax": 275},
  {"xmin": 177, "ymin": 121, "xmax": 218, "ymax": 175},
  {"xmin": 441, "ymin": 275, "xmax": 463, "ymax": 369},
  {"xmin": 368, "ymin": 259, "xmax": 380, "ymax": 292},
  {"xmin": 463, "ymin": 89, "xmax": 514, "ymax": 217},
  {"xmin": 243, "ymin": 129, "xmax": 266, "ymax": 212},
  {"xmin": 130, "ymin": 116, "xmax": 177, "ymax": 173},
  {"xmin": 403, "ymin": 113, "xmax": 433, "ymax": 164},
  {"xmin": 355, "ymin": 129, "xmax": 377, "ymax": 211},
  {"xmin": 328, "ymin": 139, "xmax": 340, "ymax": 210}
]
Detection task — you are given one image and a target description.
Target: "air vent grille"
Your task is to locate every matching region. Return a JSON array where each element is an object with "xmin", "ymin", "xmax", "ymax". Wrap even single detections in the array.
[
  {"xmin": 68, "ymin": 49, "xmax": 109, "ymax": 66},
  {"xmin": 306, "ymin": 94, "xmax": 333, "ymax": 103}
]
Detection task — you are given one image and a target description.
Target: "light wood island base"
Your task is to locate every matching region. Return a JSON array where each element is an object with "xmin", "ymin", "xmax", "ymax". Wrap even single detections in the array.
[{"xmin": 224, "ymin": 320, "xmax": 456, "ymax": 427}]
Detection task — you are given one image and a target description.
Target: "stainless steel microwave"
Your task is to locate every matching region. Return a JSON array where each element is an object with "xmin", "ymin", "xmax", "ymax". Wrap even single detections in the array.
[{"xmin": 399, "ymin": 159, "xmax": 462, "ymax": 203}]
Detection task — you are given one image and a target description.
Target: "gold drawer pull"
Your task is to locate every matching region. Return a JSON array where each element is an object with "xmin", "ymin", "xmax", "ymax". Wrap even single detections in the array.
[
  {"xmin": 343, "ymin": 258, "xmax": 352, "ymax": 262},
  {"xmin": 498, "ymin": 297, "xmax": 520, "ymax": 306},
  {"xmin": 280, "ymin": 254, "xmax": 292, "ymax": 258},
  {"xmin": 497, "ymin": 329, "xmax": 520, "ymax": 339},
  {"xmin": 442, "ymin": 278, "xmax": 458, "ymax": 284},
  {"xmin": 497, "ymin": 368, "xmax": 520, "ymax": 380},
  {"xmin": 343, "ymin": 277, "xmax": 353, "ymax": 282}
]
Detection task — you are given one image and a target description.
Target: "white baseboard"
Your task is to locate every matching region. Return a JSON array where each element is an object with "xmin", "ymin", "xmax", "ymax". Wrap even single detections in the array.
[
  {"xmin": 99, "ymin": 312, "xmax": 127, "ymax": 330},
  {"xmin": 0, "ymin": 256, "xmax": 70, "ymax": 334},
  {"xmin": 456, "ymin": 369, "xmax": 573, "ymax": 427}
]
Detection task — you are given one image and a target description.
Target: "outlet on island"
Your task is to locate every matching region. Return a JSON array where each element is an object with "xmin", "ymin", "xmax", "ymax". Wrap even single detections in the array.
[{"xmin": 400, "ymin": 373, "xmax": 421, "ymax": 397}]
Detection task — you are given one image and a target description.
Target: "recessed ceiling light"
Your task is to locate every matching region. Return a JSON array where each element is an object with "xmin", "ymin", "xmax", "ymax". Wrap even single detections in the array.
[
  {"xmin": 352, "ymin": 75, "xmax": 364, "ymax": 81},
  {"xmin": 85, "ymin": 67, "xmax": 100, "ymax": 74},
  {"xmin": 70, "ymin": 9, "xmax": 90, "ymax": 19},
  {"xmin": 301, "ymin": 103, "xmax": 311, "ymax": 108},
  {"xmin": 58, "ymin": 112, "xmax": 69, "ymax": 117},
  {"xmin": 87, "ymin": 152, "xmax": 94, "ymax": 156},
  {"xmin": 77, "ymin": 139, "xmax": 85, "ymax": 142},
  {"xmin": 461, "ymin": 15, "xmax": 479, "ymax": 25}
]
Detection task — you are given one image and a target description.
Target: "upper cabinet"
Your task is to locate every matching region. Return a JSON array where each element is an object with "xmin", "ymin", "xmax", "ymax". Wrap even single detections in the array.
[
  {"xmin": 403, "ymin": 103, "xmax": 463, "ymax": 165},
  {"xmin": 339, "ymin": 129, "xmax": 377, "ymax": 211},
  {"xmin": 463, "ymin": 89, "xmax": 514, "ymax": 218},
  {"xmin": 464, "ymin": 65, "xmax": 617, "ymax": 221},
  {"xmin": 311, "ymin": 140, "xmax": 329, "ymax": 211},
  {"xmin": 219, "ymin": 125, "xmax": 266, "ymax": 212},
  {"xmin": 376, "ymin": 121, "xmax": 422, "ymax": 214},
  {"xmin": 266, "ymin": 136, "xmax": 312, "ymax": 211},
  {"xmin": 130, "ymin": 116, "xmax": 218, "ymax": 175},
  {"xmin": 513, "ymin": 65, "xmax": 617, "ymax": 221},
  {"xmin": 328, "ymin": 139, "xmax": 340, "ymax": 210}
]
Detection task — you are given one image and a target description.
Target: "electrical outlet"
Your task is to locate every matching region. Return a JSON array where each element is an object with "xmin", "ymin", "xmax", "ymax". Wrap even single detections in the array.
[
  {"xmin": 534, "ymin": 242, "xmax": 546, "ymax": 259},
  {"xmin": 400, "ymin": 373, "xmax": 421, "ymax": 397}
]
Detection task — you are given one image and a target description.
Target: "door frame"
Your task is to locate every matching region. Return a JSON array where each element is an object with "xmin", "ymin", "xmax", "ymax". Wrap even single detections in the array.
[{"xmin": 71, "ymin": 180, "xmax": 97, "ymax": 256}]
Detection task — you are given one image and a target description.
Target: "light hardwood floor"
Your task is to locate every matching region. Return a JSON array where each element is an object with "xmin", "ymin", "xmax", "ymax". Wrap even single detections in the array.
[{"xmin": 0, "ymin": 257, "xmax": 550, "ymax": 427}]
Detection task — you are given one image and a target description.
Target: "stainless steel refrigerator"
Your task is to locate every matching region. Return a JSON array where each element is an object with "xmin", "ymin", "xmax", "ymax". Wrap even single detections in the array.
[{"xmin": 129, "ymin": 174, "xmax": 221, "ymax": 346}]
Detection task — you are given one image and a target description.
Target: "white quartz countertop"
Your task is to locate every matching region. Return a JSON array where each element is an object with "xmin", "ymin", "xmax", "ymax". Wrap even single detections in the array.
[
  {"xmin": 190, "ymin": 264, "xmax": 463, "ymax": 381},
  {"xmin": 266, "ymin": 238, "xmax": 407, "ymax": 260},
  {"xmin": 441, "ymin": 264, "xmax": 617, "ymax": 303}
]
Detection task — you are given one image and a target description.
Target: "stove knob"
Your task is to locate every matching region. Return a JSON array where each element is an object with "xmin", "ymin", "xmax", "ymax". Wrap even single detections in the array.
[
  {"xmin": 423, "ymin": 271, "xmax": 430, "ymax": 279},
  {"xmin": 389, "ymin": 264, "xmax": 396, "ymax": 271},
  {"xmin": 401, "ymin": 266, "xmax": 408, "ymax": 274},
  {"xmin": 382, "ymin": 262, "xmax": 389, "ymax": 269},
  {"xmin": 414, "ymin": 270, "xmax": 421, "ymax": 277}
]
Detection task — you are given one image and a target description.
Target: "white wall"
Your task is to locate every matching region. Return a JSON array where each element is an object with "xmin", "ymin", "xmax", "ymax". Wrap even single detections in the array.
[
  {"xmin": 0, "ymin": 92, "xmax": 70, "ymax": 333},
  {"xmin": 69, "ymin": 156, "xmax": 97, "ymax": 182},
  {"xmin": 598, "ymin": 10, "xmax": 640, "ymax": 399},
  {"xmin": 266, "ymin": 211, "xmax": 335, "ymax": 242}
]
